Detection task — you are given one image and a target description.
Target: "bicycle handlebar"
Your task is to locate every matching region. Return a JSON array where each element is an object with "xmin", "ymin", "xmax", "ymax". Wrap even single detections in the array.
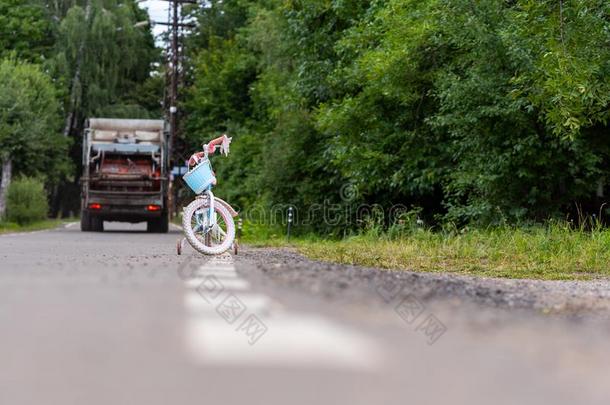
[
  {"xmin": 204, "ymin": 134, "xmax": 231, "ymax": 157},
  {"xmin": 188, "ymin": 134, "xmax": 232, "ymax": 167}
]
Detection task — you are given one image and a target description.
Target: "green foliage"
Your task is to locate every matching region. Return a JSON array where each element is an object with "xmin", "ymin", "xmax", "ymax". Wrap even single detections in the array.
[
  {"xmin": 52, "ymin": 0, "xmax": 159, "ymax": 127},
  {"xmin": 184, "ymin": 0, "xmax": 610, "ymax": 230},
  {"xmin": 6, "ymin": 177, "xmax": 49, "ymax": 224},
  {"xmin": 4, "ymin": 0, "xmax": 607, "ymax": 228},
  {"xmin": 0, "ymin": 0, "xmax": 54, "ymax": 61},
  {"xmin": 509, "ymin": 0, "xmax": 610, "ymax": 137},
  {"xmin": 186, "ymin": 36, "xmax": 257, "ymax": 136},
  {"xmin": 185, "ymin": 0, "xmax": 360, "ymax": 233},
  {"xmin": 298, "ymin": 219, "xmax": 610, "ymax": 280},
  {"xmin": 239, "ymin": 220, "xmax": 286, "ymax": 246},
  {"xmin": 0, "ymin": 58, "xmax": 70, "ymax": 183}
]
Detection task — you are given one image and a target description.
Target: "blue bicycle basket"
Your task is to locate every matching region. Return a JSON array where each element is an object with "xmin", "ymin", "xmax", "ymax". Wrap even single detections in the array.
[{"xmin": 183, "ymin": 160, "xmax": 216, "ymax": 194}]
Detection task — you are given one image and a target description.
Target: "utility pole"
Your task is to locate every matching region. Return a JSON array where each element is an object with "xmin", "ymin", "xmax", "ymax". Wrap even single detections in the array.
[
  {"xmin": 165, "ymin": 0, "xmax": 195, "ymax": 217},
  {"xmin": 169, "ymin": 0, "xmax": 179, "ymax": 151},
  {"xmin": 163, "ymin": 0, "xmax": 197, "ymax": 147},
  {"xmin": 160, "ymin": 0, "xmax": 197, "ymax": 158},
  {"xmin": 165, "ymin": 0, "xmax": 180, "ymax": 218}
]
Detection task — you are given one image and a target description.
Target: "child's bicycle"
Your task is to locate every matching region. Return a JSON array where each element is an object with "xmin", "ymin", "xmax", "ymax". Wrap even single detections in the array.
[{"xmin": 176, "ymin": 134, "xmax": 239, "ymax": 255}]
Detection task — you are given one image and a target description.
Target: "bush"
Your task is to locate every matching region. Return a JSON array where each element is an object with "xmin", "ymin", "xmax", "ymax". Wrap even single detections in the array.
[{"xmin": 6, "ymin": 177, "xmax": 48, "ymax": 225}]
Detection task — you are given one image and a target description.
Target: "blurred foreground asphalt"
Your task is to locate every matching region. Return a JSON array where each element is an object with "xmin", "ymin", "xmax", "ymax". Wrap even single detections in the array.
[{"xmin": 1, "ymin": 222, "xmax": 609, "ymax": 405}]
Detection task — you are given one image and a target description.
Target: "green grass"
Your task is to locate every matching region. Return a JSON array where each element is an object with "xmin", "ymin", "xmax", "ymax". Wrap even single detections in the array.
[
  {"xmin": 242, "ymin": 221, "xmax": 610, "ymax": 280},
  {"xmin": 240, "ymin": 222, "xmax": 292, "ymax": 247},
  {"xmin": 0, "ymin": 219, "xmax": 67, "ymax": 234}
]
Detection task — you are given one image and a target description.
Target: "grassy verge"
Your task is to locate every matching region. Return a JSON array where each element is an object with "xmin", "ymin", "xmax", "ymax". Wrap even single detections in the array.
[
  {"xmin": 240, "ymin": 222, "xmax": 293, "ymax": 247},
  {"xmin": 0, "ymin": 219, "xmax": 67, "ymax": 234},
  {"xmin": 242, "ymin": 221, "xmax": 610, "ymax": 280}
]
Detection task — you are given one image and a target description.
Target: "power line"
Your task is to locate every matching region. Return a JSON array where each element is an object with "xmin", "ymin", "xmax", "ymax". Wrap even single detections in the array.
[
  {"xmin": 152, "ymin": 0, "xmax": 197, "ymax": 3},
  {"xmin": 154, "ymin": 21, "xmax": 196, "ymax": 28}
]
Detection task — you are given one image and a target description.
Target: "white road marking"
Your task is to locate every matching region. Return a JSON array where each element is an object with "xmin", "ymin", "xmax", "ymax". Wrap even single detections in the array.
[
  {"xmin": 183, "ymin": 254, "xmax": 383, "ymax": 370},
  {"xmin": 192, "ymin": 269, "xmax": 238, "ymax": 278},
  {"xmin": 213, "ymin": 278, "xmax": 251, "ymax": 290},
  {"xmin": 186, "ymin": 314, "xmax": 382, "ymax": 370},
  {"xmin": 184, "ymin": 291, "xmax": 274, "ymax": 314},
  {"xmin": 195, "ymin": 267, "xmax": 237, "ymax": 276},
  {"xmin": 186, "ymin": 277, "xmax": 250, "ymax": 291},
  {"xmin": 185, "ymin": 279, "xmax": 203, "ymax": 289}
]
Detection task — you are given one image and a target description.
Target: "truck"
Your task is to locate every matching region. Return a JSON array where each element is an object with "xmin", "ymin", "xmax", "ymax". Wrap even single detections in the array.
[{"xmin": 80, "ymin": 118, "xmax": 170, "ymax": 233}]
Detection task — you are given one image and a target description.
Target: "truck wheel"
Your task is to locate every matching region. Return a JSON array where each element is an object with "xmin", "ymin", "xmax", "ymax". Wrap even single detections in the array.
[
  {"xmin": 147, "ymin": 219, "xmax": 158, "ymax": 233},
  {"xmin": 91, "ymin": 217, "xmax": 104, "ymax": 232},
  {"xmin": 147, "ymin": 215, "xmax": 169, "ymax": 233},
  {"xmin": 159, "ymin": 213, "xmax": 169, "ymax": 233},
  {"xmin": 80, "ymin": 211, "xmax": 91, "ymax": 232}
]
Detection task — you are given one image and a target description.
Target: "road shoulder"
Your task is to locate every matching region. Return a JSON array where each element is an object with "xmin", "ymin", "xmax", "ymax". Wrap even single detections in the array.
[{"xmin": 238, "ymin": 247, "xmax": 610, "ymax": 319}]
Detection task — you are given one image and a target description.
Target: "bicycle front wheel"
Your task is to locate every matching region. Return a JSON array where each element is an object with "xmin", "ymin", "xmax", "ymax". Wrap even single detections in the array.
[{"xmin": 182, "ymin": 197, "xmax": 235, "ymax": 255}]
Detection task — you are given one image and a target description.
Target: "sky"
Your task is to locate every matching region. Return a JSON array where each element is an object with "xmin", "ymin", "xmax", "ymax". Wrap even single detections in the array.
[{"xmin": 139, "ymin": 1, "xmax": 170, "ymax": 41}]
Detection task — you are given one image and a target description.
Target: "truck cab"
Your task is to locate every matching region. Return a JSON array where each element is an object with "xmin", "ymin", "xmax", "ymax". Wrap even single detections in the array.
[{"xmin": 80, "ymin": 118, "xmax": 170, "ymax": 232}]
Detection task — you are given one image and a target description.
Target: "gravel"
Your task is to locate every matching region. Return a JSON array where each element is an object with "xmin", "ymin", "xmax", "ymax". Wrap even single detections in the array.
[{"xmin": 240, "ymin": 247, "xmax": 610, "ymax": 319}]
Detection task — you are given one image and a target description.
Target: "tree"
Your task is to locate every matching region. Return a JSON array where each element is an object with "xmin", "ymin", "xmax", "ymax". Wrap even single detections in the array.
[
  {"xmin": 183, "ymin": 0, "xmax": 610, "ymax": 229},
  {"xmin": 0, "ymin": 58, "xmax": 67, "ymax": 218},
  {"xmin": 52, "ymin": 0, "xmax": 159, "ymax": 138},
  {"xmin": 0, "ymin": 0, "xmax": 54, "ymax": 62}
]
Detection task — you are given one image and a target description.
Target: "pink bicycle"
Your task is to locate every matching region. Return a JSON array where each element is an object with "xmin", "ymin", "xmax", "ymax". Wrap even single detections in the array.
[{"xmin": 177, "ymin": 135, "xmax": 239, "ymax": 255}]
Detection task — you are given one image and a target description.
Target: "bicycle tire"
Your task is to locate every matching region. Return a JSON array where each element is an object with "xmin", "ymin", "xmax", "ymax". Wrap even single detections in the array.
[{"xmin": 182, "ymin": 198, "xmax": 235, "ymax": 255}]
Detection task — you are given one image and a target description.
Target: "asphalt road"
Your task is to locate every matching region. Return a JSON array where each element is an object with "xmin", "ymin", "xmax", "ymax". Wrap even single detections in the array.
[{"xmin": 1, "ymin": 222, "xmax": 609, "ymax": 405}]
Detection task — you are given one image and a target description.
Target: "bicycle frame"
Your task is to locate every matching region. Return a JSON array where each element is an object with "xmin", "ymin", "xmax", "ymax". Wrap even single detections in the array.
[
  {"xmin": 195, "ymin": 189, "xmax": 216, "ymax": 235},
  {"xmin": 190, "ymin": 142, "xmax": 217, "ymax": 236}
]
